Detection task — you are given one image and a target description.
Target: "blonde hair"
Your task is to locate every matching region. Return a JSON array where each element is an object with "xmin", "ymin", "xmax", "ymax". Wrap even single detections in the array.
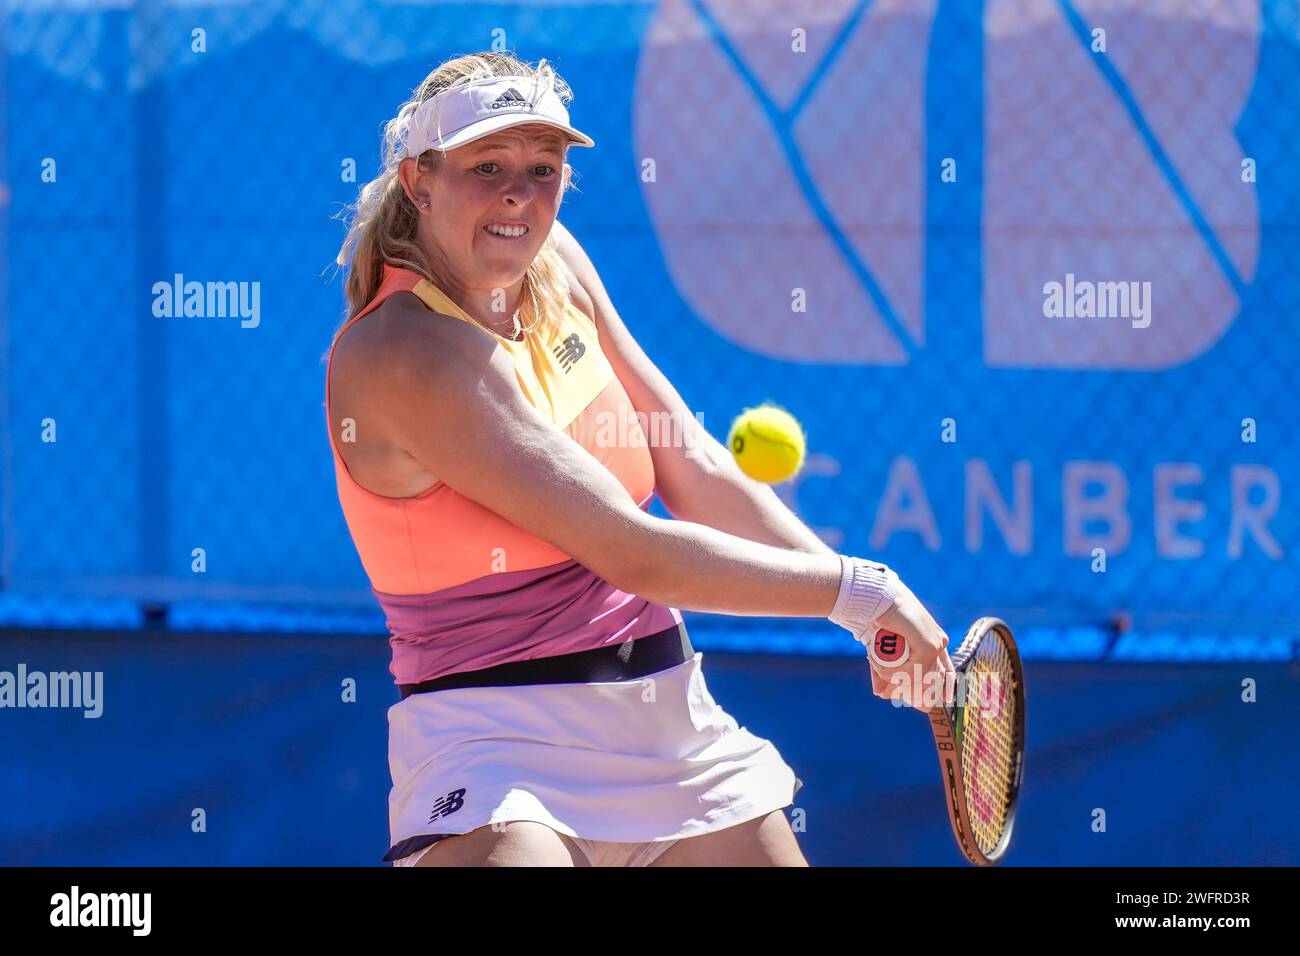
[{"xmin": 334, "ymin": 52, "xmax": 578, "ymax": 334}]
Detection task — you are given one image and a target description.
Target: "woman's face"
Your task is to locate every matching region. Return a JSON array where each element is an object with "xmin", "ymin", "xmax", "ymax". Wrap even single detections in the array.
[{"xmin": 410, "ymin": 123, "xmax": 570, "ymax": 290}]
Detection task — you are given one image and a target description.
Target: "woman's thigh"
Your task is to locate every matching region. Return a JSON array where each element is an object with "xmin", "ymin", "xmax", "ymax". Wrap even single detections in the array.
[
  {"xmin": 414, "ymin": 821, "xmax": 591, "ymax": 867},
  {"xmin": 649, "ymin": 810, "xmax": 808, "ymax": 867}
]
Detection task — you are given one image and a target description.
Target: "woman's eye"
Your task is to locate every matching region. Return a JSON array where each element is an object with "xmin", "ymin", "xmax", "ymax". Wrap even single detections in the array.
[{"xmin": 475, "ymin": 163, "xmax": 553, "ymax": 176}]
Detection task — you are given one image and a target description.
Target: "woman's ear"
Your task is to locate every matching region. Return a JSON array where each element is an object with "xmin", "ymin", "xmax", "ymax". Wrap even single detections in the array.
[
  {"xmin": 396, "ymin": 156, "xmax": 421, "ymax": 206},
  {"xmin": 395, "ymin": 155, "xmax": 431, "ymax": 209}
]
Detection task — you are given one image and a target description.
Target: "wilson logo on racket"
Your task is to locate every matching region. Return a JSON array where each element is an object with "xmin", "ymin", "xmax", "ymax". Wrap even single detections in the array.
[{"xmin": 869, "ymin": 630, "xmax": 909, "ymax": 668}]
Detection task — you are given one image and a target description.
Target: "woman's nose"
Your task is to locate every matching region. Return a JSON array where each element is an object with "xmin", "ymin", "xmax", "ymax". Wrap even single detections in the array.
[{"xmin": 499, "ymin": 173, "xmax": 534, "ymax": 205}]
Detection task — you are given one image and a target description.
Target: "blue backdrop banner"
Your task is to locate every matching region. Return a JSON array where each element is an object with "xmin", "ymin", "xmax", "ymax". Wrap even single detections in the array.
[{"xmin": 4, "ymin": 0, "xmax": 1298, "ymax": 651}]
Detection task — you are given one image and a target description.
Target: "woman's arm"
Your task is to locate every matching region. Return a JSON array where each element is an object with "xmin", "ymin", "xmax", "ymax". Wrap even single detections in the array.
[
  {"xmin": 353, "ymin": 291, "xmax": 952, "ymax": 695},
  {"xmin": 351, "ymin": 292, "xmax": 842, "ymax": 618},
  {"xmin": 549, "ymin": 220, "xmax": 834, "ymax": 557}
]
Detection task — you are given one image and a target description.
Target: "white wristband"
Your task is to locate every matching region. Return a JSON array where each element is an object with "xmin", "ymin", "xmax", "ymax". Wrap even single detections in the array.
[{"xmin": 828, "ymin": 555, "xmax": 900, "ymax": 641}]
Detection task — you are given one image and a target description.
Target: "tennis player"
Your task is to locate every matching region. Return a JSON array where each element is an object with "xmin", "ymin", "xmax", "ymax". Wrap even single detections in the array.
[{"xmin": 326, "ymin": 52, "xmax": 954, "ymax": 867}]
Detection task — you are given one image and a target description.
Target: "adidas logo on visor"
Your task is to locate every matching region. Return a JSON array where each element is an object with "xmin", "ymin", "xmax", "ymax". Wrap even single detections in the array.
[{"xmin": 490, "ymin": 88, "xmax": 533, "ymax": 111}]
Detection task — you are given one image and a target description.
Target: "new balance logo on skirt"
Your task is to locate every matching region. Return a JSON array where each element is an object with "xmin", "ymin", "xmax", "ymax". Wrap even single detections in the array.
[{"xmin": 428, "ymin": 787, "xmax": 467, "ymax": 825}]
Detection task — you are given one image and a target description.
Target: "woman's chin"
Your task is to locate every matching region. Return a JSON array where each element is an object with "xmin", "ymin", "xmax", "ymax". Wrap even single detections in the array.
[{"xmin": 477, "ymin": 256, "xmax": 531, "ymax": 282}]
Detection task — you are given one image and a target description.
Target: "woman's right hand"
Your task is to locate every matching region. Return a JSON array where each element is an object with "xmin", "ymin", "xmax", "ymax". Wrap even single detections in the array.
[{"xmin": 869, "ymin": 581, "xmax": 956, "ymax": 714}]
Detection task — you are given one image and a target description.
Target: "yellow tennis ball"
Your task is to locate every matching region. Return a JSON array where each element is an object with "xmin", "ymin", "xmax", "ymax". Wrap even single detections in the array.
[{"xmin": 727, "ymin": 404, "xmax": 806, "ymax": 484}]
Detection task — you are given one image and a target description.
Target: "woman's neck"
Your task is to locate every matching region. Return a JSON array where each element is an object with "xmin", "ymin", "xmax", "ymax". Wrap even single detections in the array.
[{"xmin": 427, "ymin": 267, "xmax": 527, "ymax": 340}]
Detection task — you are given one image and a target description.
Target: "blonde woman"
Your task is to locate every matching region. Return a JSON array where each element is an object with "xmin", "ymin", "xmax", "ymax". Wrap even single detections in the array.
[{"xmin": 326, "ymin": 52, "xmax": 953, "ymax": 867}]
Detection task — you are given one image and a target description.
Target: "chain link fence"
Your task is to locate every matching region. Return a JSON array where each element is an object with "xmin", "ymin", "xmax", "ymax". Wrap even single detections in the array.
[{"xmin": 4, "ymin": 0, "xmax": 1297, "ymax": 659}]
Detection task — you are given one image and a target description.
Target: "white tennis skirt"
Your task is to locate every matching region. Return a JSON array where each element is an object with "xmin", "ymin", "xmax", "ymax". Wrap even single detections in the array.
[{"xmin": 384, "ymin": 650, "xmax": 803, "ymax": 864}]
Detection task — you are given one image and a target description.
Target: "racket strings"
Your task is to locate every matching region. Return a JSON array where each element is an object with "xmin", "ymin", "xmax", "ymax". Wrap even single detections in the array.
[{"xmin": 959, "ymin": 633, "xmax": 1018, "ymax": 855}]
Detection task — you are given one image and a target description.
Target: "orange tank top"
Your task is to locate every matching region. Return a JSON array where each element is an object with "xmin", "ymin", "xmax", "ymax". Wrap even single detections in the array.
[{"xmin": 324, "ymin": 262, "xmax": 682, "ymax": 684}]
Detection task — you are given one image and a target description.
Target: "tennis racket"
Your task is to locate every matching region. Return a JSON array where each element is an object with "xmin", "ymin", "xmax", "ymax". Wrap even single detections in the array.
[{"xmin": 872, "ymin": 617, "xmax": 1026, "ymax": 865}]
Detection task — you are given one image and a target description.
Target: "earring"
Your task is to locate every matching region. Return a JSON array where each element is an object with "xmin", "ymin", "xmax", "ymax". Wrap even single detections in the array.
[{"xmin": 419, "ymin": 199, "xmax": 430, "ymax": 209}]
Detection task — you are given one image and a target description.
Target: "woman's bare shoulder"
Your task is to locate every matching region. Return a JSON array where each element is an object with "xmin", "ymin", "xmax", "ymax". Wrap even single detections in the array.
[
  {"xmin": 329, "ymin": 290, "xmax": 497, "ymax": 436},
  {"xmin": 333, "ymin": 291, "xmax": 474, "ymax": 373},
  {"xmin": 328, "ymin": 292, "xmax": 487, "ymax": 495}
]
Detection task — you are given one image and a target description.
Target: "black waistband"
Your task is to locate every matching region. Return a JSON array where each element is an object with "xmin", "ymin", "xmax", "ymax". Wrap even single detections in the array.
[{"xmin": 397, "ymin": 622, "xmax": 694, "ymax": 699}]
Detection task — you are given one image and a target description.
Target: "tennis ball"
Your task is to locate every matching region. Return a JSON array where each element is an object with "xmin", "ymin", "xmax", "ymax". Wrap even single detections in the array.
[{"xmin": 727, "ymin": 403, "xmax": 806, "ymax": 484}]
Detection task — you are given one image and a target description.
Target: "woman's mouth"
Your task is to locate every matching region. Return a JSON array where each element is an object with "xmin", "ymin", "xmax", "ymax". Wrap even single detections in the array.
[{"xmin": 483, "ymin": 222, "xmax": 530, "ymax": 240}]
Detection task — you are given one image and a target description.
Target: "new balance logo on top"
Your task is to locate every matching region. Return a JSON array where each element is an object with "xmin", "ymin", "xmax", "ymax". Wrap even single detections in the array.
[
  {"xmin": 490, "ymin": 88, "xmax": 532, "ymax": 111},
  {"xmin": 552, "ymin": 332, "xmax": 586, "ymax": 372},
  {"xmin": 427, "ymin": 788, "xmax": 466, "ymax": 825}
]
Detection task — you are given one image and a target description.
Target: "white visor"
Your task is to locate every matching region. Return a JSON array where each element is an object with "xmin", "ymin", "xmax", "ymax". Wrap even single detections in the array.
[{"xmin": 403, "ymin": 58, "xmax": 595, "ymax": 156}]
